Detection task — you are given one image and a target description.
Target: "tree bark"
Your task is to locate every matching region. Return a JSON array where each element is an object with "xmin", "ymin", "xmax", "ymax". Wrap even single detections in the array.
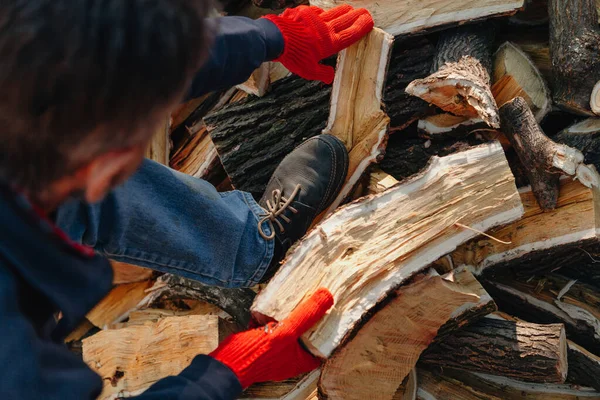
[
  {"xmin": 567, "ymin": 341, "xmax": 600, "ymax": 391},
  {"xmin": 406, "ymin": 24, "xmax": 500, "ymax": 127},
  {"xmin": 555, "ymin": 118, "xmax": 600, "ymax": 173},
  {"xmin": 499, "ymin": 97, "xmax": 585, "ymax": 210},
  {"xmin": 250, "ymin": 143, "xmax": 522, "ymax": 358},
  {"xmin": 206, "ymin": 37, "xmax": 436, "ymax": 198},
  {"xmin": 420, "ymin": 318, "xmax": 568, "ymax": 383},
  {"xmin": 481, "ymin": 271, "xmax": 600, "ymax": 357},
  {"xmin": 549, "ymin": 0, "xmax": 600, "ymax": 115}
]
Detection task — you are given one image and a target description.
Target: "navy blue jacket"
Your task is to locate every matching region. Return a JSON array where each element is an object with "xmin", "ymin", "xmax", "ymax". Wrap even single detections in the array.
[{"xmin": 0, "ymin": 16, "xmax": 283, "ymax": 400}]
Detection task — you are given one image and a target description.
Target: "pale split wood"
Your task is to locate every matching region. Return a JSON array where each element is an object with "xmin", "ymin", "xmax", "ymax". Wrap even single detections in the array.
[
  {"xmin": 319, "ymin": 268, "xmax": 494, "ymax": 400},
  {"xmin": 111, "ymin": 261, "xmax": 154, "ymax": 285},
  {"xmin": 417, "ymin": 113, "xmax": 488, "ymax": 139},
  {"xmin": 252, "ymin": 142, "xmax": 523, "ymax": 357},
  {"xmin": 83, "ymin": 315, "xmax": 221, "ymax": 400},
  {"xmin": 145, "ymin": 117, "xmax": 171, "ymax": 165},
  {"xmin": 320, "ymin": 27, "xmax": 393, "ymax": 216},
  {"xmin": 86, "ymin": 280, "xmax": 154, "ymax": 329},
  {"xmin": 449, "ymin": 177, "xmax": 599, "ymax": 275},
  {"xmin": 237, "ymin": 62, "xmax": 290, "ymax": 97},
  {"xmin": 492, "ymin": 42, "xmax": 551, "ymax": 122},
  {"xmin": 241, "ymin": 370, "xmax": 321, "ymax": 400},
  {"xmin": 308, "ymin": 0, "xmax": 524, "ymax": 36},
  {"xmin": 367, "ymin": 167, "xmax": 400, "ymax": 195}
]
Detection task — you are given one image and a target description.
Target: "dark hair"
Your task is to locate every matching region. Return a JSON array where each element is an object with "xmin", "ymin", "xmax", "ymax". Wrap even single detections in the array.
[{"xmin": 0, "ymin": 0, "xmax": 212, "ymax": 193}]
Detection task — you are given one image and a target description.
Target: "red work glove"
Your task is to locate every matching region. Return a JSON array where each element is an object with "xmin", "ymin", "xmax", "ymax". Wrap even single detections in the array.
[
  {"xmin": 262, "ymin": 5, "xmax": 374, "ymax": 84},
  {"xmin": 209, "ymin": 288, "xmax": 334, "ymax": 388}
]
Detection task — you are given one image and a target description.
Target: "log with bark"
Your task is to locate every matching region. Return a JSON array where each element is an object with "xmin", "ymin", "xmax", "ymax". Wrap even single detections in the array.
[
  {"xmin": 319, "ymin": 28, "xmax": 393, "ymax": 215},
  {"xmin": 417, "ymin": 113, "xmax": 489, "ymax": 139},
  {"xmin": 567, "ymin": 341, "xmax": 600, "ymax": 391},
  {"xmin": 135, "ymin": 274, "xmax": 256, "ymax": 329},
  {"xmin": 237, "ymin": 62, "xmax": 290, "ymax": 97},
  {"xmin": 448, "ymin": 178, "xmax": 600, "ymax": 276},
  {"xmin": 206, "ymin": 37, "xmax": 435, "ymax": 198},
  {"xmin": 308, "ymin": 0, "xmax": 524, "ymax": 37},
  {"xmin": 492, "ymin": 42, "xmax": 551, "ymax": 122},
  {"xmin": 549, "ymin": 0, "xmax": 600, "ymax": 115},
  {"xmin": 83, "ymin": 315, "xmax": 230, "ymax": 400},
  {"xmin": 318, "ymin": 267, "xmax": 495, "ymax": 400},
  {"xmin": 481, "ymin": 271, "xmax": 600, "ymax": 357},
  {"xmin": 555, "ymin": 118, "xmax": 600, "ymax": 171},
  {"xmin": 251, "ymin": 142, "xmax": 523, "ymax": 357},
  {"xmin": 499, "ymin": 97, "xmax": 590, "ymax": 210},
  {"xmin": 420, "ymin": 318, "xmax": 568, "ymax": 383},
  {"xmin": 406, "ymin": 24, "xmax": 500, "ymax": 127},
  {"xmin": 417, "ymin": 368, "xmax": 600, "ymax": 399}
]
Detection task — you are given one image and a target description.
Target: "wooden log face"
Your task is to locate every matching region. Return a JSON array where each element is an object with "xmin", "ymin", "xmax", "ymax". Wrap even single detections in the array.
[
  {"xmin": 319, "ymin": 268, "xmax": 494, "ymax": 400},
  {"xmin": 450, "ymin": 178, "xmax": 599, "ymax": 274},
  {"xmin": 252, "ymin": 143, "xmax": 523, "ymax": 357},
  {"xmin": 321, "ymin": 28, "xmax": 393, "ymax": 215},
  {"xmin": 308, "ymin": 0, "xmax": 524, "ymax": 36}
]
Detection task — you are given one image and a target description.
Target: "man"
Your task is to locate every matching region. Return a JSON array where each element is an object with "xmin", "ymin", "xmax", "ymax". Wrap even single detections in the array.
[{"xmin": 0, "ymin": 0, "xmax": 373, "ymax": 398}]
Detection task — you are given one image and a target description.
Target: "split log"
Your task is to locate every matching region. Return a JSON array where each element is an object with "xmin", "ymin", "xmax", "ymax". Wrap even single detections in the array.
[
  {"xmin": 499, "ymin": 97, "xmax": 587, "ymax": 210},
  {"xmin": 83, "ymin": 315, "xmax": 227, "ymax": 400},
  {"xmin": 367, "ymin": 167, "xmax": 399, "ymax": 195},
  {"xmin": 549, "ymin": 0, "xmax": 600, "ymax": 116},
  {"xmin": 237, "ymin": 62, "xmax": 290, "ymax": 97},
  {"xmin": 318, "ymin": 267, "xmax": 495, "ymax": 400},
  {"xmin": 111, "ymin": 261, "xmax": 154, "ymax": 284},
  {"xmin": 501, "ymin": 28, "xmax": 552, "ymax": 83},
  {"xmin": 448, "ymin": 178, "xmax": 600, "ymax": 275},
  {"xmin": 206, "ymin": 37, "xmax": 435, "ymax": 198},
  {"xmin": 145, "ymin": 117, "xmax": 170, "ymax": 165},
  {"xmin": 417, "ymin": 369, "xmax": 600, "ymax": 400},
  {"xmin": 420, "ymin": 318, "xmax": 568, "ymax": 383},
  {"xmin": 555, "ymin": 118, "xmax": 600, "ymax": 171},
  {"xmin": 393, "ymin": 369, "xmax": 418, "ymax": 400},
  {"xmin": 308, "ymin": 0, "xmax": 524, "ymax": 37},
  {"xmin": 481, "ymin": 271, "xmax": 600, "ymax": 357},
  {"xmin": 320, "ymin": 28, "xmax": 393, "ymax": 215},
  {"xmin": 86, "ymin": 280, "xmax": 154, "ymax": 329},
  {"xmin": 492, "ymin": 42, "xmax": 551, "ymax": 122},
  {"xmin": 567, "ymin": 341, "xmax": 600, "ymax": 391},
  {"xmin": 509, "ymin": 0, "xmax": 549, "ymax": 25},
  {"xmin": 406, "ymin": 24, "xmax": 500, "ymax": 127},
  {"xmin": 241, "ymin": 370, "xmax": 320, "ymax": 400},
  {"xmin": 251, "ymin": 142, "xmax": 523, "ymax": 357},
  {"xmin": 417, "ymin": 113, "xmax": 489, "ymax": 138},
  {"xmin": 135, "ymin": 274, "xmax": 256, "ymax": 329}
]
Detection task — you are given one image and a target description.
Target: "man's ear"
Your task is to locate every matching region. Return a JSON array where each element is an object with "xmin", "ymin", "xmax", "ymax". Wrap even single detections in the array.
[{"xmin": 81, "ymin": 146, "xmax": 146, "ymax": 203}]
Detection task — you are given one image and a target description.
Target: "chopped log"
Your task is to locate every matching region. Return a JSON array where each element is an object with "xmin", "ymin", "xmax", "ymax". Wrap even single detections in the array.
[
  {"xmin": 86, "ymin": 280, "xmax": 154, "ymax": 329},
  {"xmin": 417, "ymin": 369, "xmax": 600, "ymax": 400},
  {"xmin": 308, "ymin": 0, "xmax": 524, "ymax": 37},
  {"xmin": 367, "ymin": 167, "xmax": 399, "ymax": 195},
  {"xmin": 449, "ymin": 178, "xmax": 599, "ymax": 275},
  {"xmin": 392, "ymin": 369, "xmax": 418, "ymax": 400},
  {"xmin": 111, "ymin": 261, "xmax": 154, "ymax": 285},
  {"xmin": 492, "ymin": 42, "xmax": 551, "ymax": 122},
  {"xmin": 481, "ymin": 271, "xmax": 600, "ymax": 357},
  {"xmin": 318, "ymin": 268, "xmax": 495, "ymax": 400},
  {"xmin": 499, "ymin": 97, "xmax": 586, "ymax": 210},
  {"xmin": 135, "ymin": 274, "xmax": 255, "ymax": 329},
  {"xmin": 420, "ymin": 318, "xmax": 568, "ymax": 383},
  {"xmin": 406, "ymin": 24, "xmax": 500, "ymax": 127},
  {"xmin": 241, "ymin": 371, "xmax": 320, "ymax": 400},
  {"xmin": 320, "ymin": 28, "xmax": 393, "ymax": 215},
  {"xmin": 509, "ymin": 0, "xmax": 549, "ymax": 25},
  {"xmin": 145, "ymin": 117, "xmax": 170, "ymax": 165},
  {"xmin": 237, "ymin": 62, "xmax": 290, "ymax": 97},
  {"xmin": 83, "ymin": 315, "xmax": 225, "ymax": 400},
  {"xmin": 417, "ymin": 113, "xmax": 488, "ymax": 138},
  {"xmin": 379, "ymin": 133, "xmax": 486, "ymax": 181},
  {"xmin": 549, "ymin": 0, "xmax": 600, "ymax": 116},
  {"xmin": 206, "ymin": 37, "xmax": 434, "ymax": 198},
  {"xmin": 567, "ymin": 341, "xmax": 600, "ymax": 391},
  {"xmin": 555, "ymin": 118, "xmax": 600, "ymax": 172},
  {"xmin": 251, "ymin": 143, "xmax": 523, "ymax": 357},
  {"xmin": 502, "ymin": 28, "xmax": 552, "ymax": 83}
]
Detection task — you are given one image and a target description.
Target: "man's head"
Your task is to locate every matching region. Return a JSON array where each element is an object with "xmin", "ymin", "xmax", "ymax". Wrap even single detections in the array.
[{"xmin": 0, "ymin": 0, "xmax": 212, "ymax": 208}]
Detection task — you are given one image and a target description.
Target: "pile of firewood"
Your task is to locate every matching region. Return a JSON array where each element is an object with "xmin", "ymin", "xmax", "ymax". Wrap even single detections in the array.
[{"xmin": 65, "ymin": 0, "xmax": 600, "ymax": 399}]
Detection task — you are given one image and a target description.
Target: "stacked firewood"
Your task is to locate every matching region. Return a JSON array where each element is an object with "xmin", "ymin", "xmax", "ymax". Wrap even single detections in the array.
[{"xmin": 65, "ymin": 0, "xmax": 600, "ymax": 399}]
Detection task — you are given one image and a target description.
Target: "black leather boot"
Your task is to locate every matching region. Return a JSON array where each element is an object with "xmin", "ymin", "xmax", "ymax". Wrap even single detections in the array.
[{"xmin": 258, "ymin": 134, "xmax": 348, "ymax": 281}]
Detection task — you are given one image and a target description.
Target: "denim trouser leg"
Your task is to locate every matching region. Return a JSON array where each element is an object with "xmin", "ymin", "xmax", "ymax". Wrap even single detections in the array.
[{"xmin": 55, "ymin": 159, "xmax": 274, "ymax": 288}]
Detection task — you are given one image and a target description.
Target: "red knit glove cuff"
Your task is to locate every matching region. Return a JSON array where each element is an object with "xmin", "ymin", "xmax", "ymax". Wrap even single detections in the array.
[{"xmin": 262, "ymin": 14, "xmax": 335, "ymax": 84}]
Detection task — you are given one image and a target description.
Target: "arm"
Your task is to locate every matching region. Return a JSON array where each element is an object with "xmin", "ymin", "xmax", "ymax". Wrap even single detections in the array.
[{"xmin": 185, "ymin": 17, "xmax": 283, "ymax": 99}]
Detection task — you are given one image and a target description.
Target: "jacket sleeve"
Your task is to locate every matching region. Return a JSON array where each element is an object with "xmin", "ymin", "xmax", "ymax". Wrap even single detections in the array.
[
  {"xmin": 185, "ymin": 16, "xmax": 284, "ymax": 100},
  {"xmin": 0, "ymin": 277, "xmax": 104, "ymax": 400},
  {"xmin": 133, "ymin": 355, "xmax": 243, "ymax": 400}
]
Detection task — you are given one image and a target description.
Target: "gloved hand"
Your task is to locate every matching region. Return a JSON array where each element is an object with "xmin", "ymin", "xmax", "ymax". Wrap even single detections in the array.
[
  {"xmin": 209, "ymin": 288, "xmax": 334, "ymax": 388},
  {"xmin": 262, "ymin": 5, "xmax": 374, "ymax": 84}
]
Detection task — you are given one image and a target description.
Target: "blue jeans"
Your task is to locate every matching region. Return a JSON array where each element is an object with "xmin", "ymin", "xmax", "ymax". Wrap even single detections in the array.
[{"xmin": 55, "ymin": 159, "xmax": 274, "ymax": 288}]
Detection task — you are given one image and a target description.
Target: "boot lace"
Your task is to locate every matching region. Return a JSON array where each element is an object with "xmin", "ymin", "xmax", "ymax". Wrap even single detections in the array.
[{"xmin": 258, "ymin": 184, "xmax": 301, "ymax": 240}]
